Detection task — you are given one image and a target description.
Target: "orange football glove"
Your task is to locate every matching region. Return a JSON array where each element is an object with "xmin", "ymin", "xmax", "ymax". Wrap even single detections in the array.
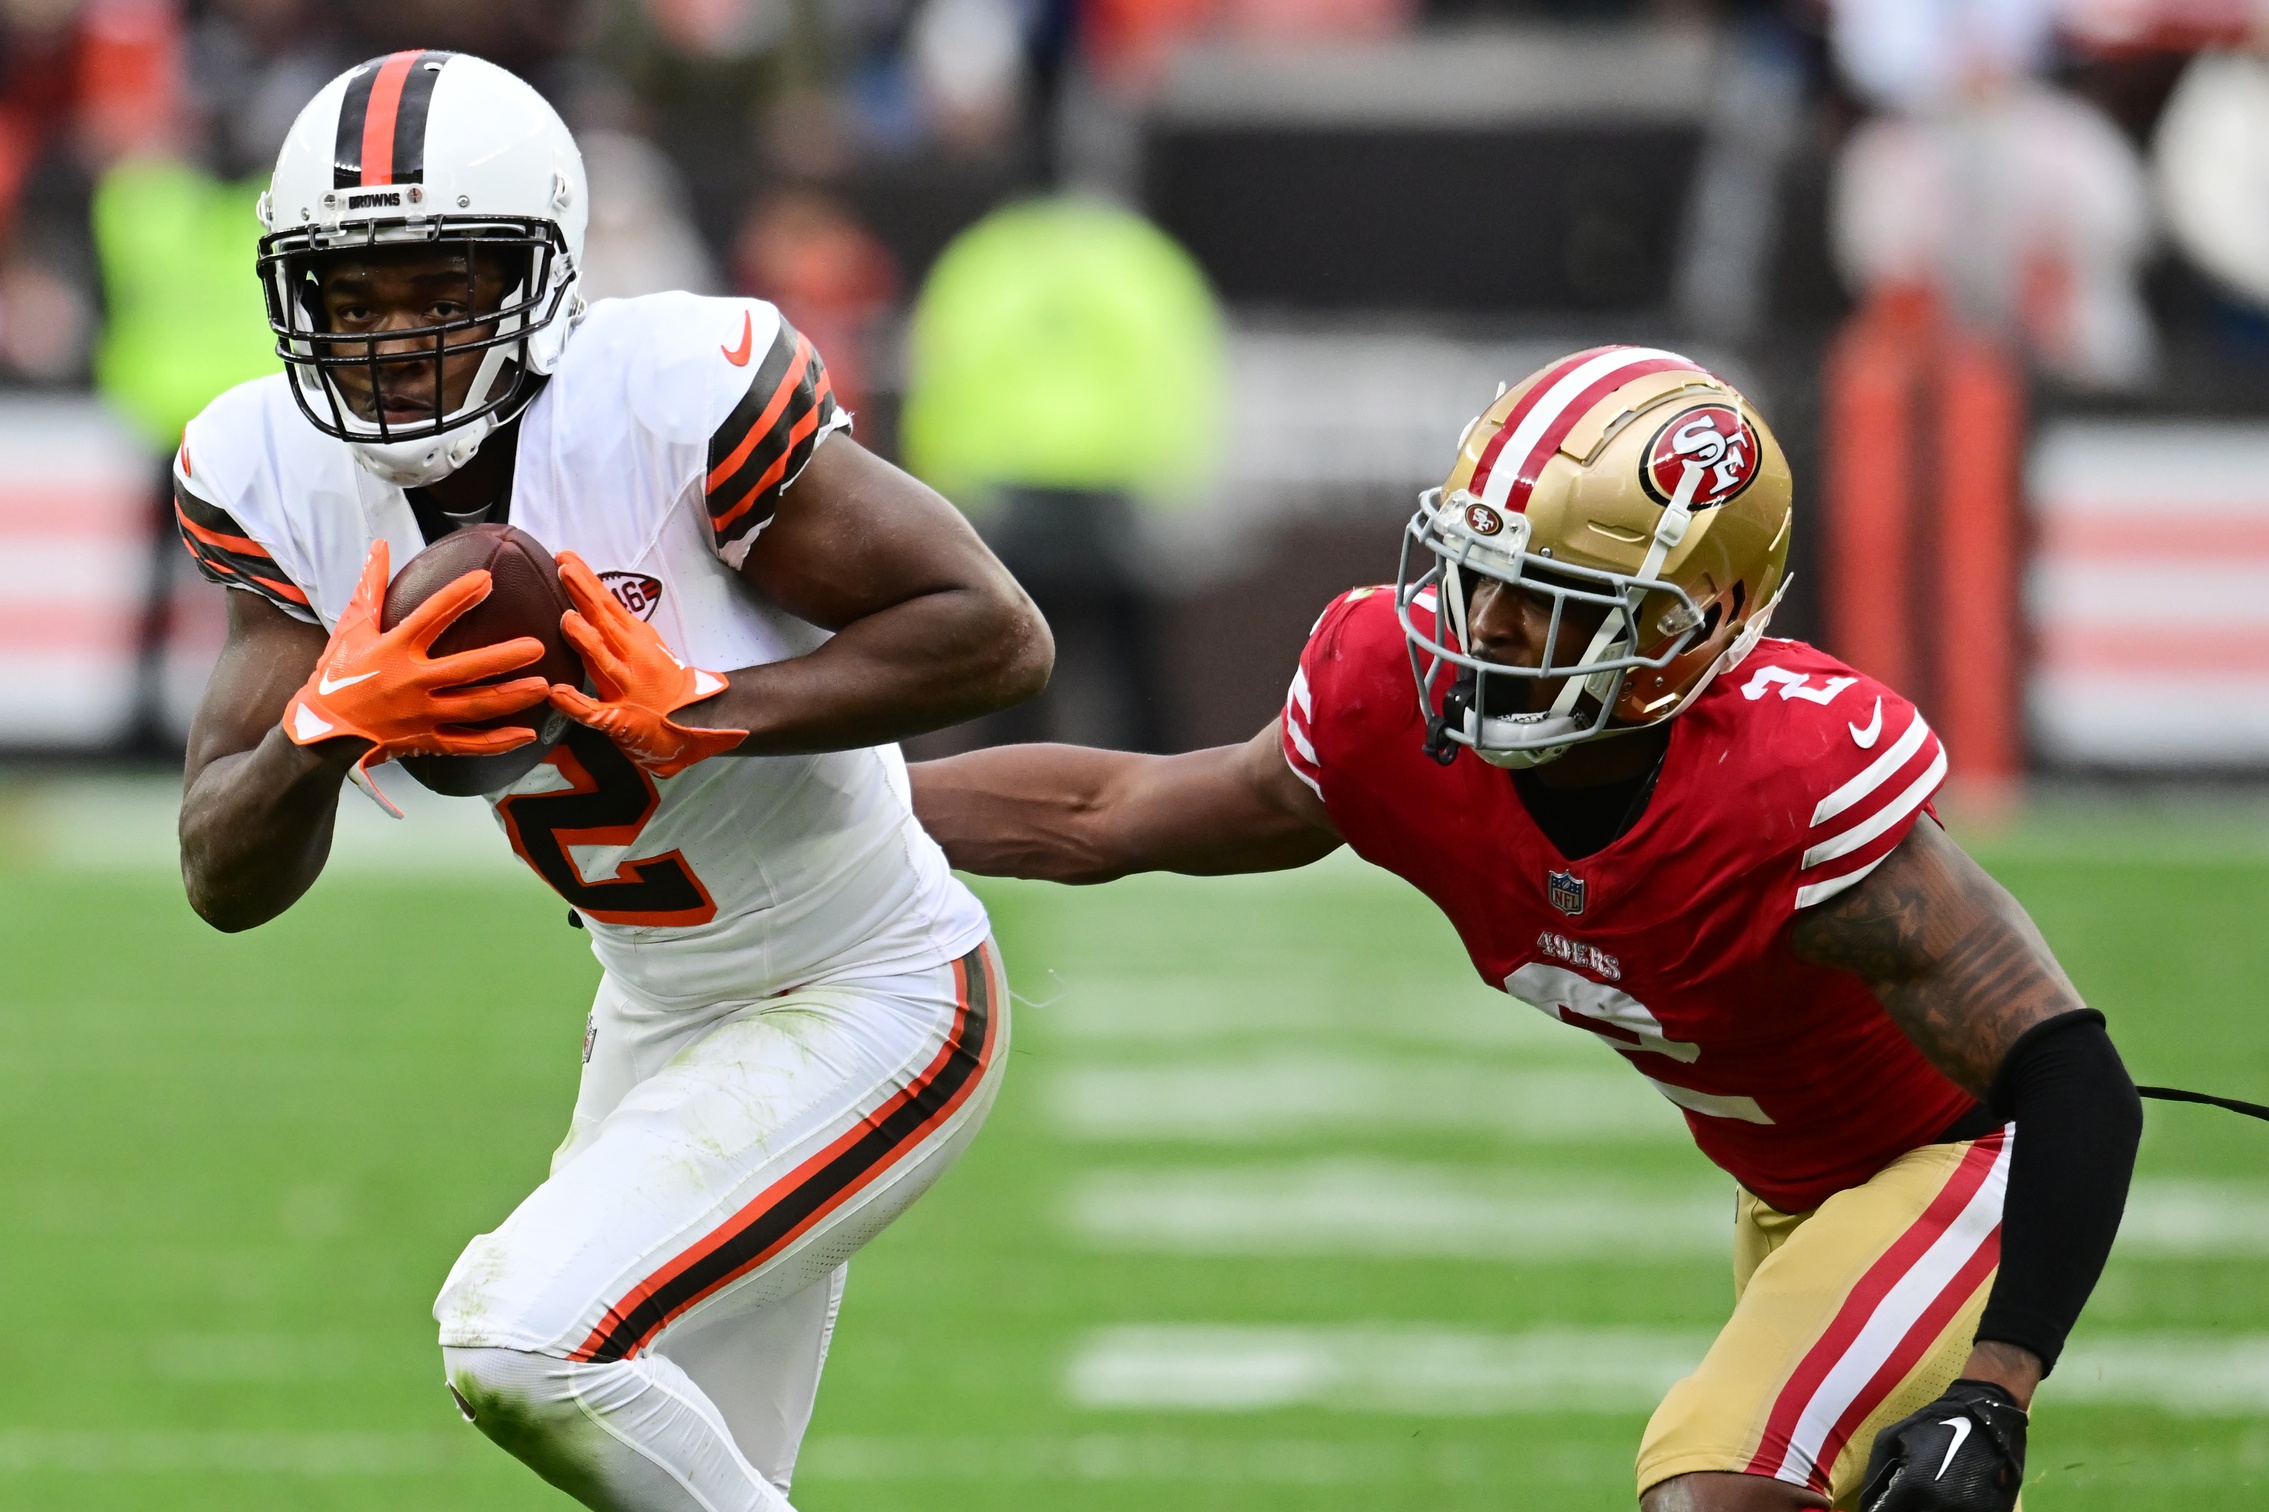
[
  {"xmin": 547, "ymin": 550, "xmax": 748, "ymax": 779},
  {"xmin": 283, "ymin": 541, "xmax": 552, "ymax": 782}
]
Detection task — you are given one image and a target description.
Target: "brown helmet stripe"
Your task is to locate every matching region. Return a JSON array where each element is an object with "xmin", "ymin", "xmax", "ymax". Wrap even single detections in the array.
[
  {"xmin": 571, "ymin": 945, "xmax": 1000, "ymax": 1363},
  {"xmin": 333, "ymin": 50, "xmax": 456, "ymax": 189}
]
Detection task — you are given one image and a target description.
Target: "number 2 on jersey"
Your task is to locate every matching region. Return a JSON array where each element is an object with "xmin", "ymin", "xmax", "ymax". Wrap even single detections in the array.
[{"xmin": 496, "ymin": 726, "xmax": 719, "ymax": 926}]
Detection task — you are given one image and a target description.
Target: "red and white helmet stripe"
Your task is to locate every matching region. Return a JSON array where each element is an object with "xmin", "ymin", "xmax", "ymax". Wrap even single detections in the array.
[{"xmin": 1467, "ymin": 345, "xmax": 1700, "ymax": 514}]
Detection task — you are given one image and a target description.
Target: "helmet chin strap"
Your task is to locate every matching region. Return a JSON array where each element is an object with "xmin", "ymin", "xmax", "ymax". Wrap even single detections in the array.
[
  {"xmin": 1539, "ymin": 459, "xmax": 1702, "ymax": 725},
  {"xmin": 1458, "ymin": 465, "xmax": 1702, "ymax": 771}
]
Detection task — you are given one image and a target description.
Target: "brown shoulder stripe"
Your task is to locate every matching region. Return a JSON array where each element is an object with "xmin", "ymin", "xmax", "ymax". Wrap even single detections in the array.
[
  {"xmin": 705, "ymin": 321, "xmax": 840, "ymax": 549},
  {"xmin": 175, "ymin": 482, "xmax": 310, "ymax": 608}
]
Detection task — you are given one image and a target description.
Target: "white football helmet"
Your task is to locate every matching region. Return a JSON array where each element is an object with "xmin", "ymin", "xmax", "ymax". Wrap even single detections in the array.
[{"xmin": 258, "ymin": 51, "xmax": 587, "ymax": 487}]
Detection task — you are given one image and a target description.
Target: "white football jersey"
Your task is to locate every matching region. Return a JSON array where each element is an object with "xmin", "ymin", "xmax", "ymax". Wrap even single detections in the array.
[{"xmin": 175, "ymin": 292, "xmax": 990, "ymax": 1003}]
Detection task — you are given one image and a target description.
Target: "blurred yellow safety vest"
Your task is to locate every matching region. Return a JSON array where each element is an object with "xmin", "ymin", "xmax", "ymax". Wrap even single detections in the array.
[
  {"xmin": 902, "ymin": 197, "xmax": 1224, "ymax": 510},
  {"xmin": 91, "ymin": 157, "xmax": 276, "ymax": 449}
]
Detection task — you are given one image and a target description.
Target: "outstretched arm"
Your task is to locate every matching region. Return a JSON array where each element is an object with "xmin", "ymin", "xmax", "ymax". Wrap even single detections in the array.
[
  {"xmin": 910, "ymin": 719, "xmax": 1344, "ymax": 884},
  {"xmin": 1791, "ymin": 816, "xmax": 2142, "ymax": 1408}
]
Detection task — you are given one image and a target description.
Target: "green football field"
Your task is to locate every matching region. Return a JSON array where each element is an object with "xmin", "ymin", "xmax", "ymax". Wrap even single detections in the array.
[{"xmin": 1, "ymin": 782, "xmax": 2267, "ymax": 1509}]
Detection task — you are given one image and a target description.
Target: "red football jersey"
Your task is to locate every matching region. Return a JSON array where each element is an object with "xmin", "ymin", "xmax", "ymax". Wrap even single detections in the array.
[{"xmin": 1282, "ymin": 586, "xmax": 1974, "ymax": 1214}]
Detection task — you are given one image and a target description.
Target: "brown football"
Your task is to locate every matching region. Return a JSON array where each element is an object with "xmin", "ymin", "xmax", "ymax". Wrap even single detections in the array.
[{"xmin": 379, "ymin": 523, "xmax": 584, "ymax": 797}]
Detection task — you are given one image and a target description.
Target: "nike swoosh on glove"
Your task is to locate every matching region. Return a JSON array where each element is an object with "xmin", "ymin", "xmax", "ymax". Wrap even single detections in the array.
[
  {"xmin": 284, "ymin": 540, "xmax": 551, "ymax": 777},
  {"xmin": 1860, "ymin": 1378, "xmax": 2027, "ymax": 1512},
  {"xmin": 546, "ymin": 550, "xmax": 747, "ymax": 779}
]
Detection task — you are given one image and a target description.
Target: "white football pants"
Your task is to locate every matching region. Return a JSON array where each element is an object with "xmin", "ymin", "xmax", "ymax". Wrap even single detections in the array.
[{"xmin": 434, "ymin": 941, "xmax": 1008, "ymax": 1510}]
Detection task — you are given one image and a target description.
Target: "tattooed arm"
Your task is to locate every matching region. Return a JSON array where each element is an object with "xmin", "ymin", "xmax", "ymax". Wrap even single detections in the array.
[
  {"xmin": 1791, "ymin": 816, "xmax": 2141, "ymax": 1406},
  {"xmin": 1790, "ymin": 816, "xmax": 2082, "ymax": 1097}
]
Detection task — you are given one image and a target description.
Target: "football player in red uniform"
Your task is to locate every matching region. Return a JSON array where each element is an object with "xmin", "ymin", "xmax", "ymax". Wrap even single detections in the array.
[{"xmin": 911, "ymin": 347, "xmax": 2140, "ymax": 1512}]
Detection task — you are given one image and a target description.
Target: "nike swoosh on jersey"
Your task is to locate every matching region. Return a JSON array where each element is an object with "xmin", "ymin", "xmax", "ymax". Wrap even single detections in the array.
[
  {"xmin": 721, "ymin": 311, "xmax": 754, "ymax": 367},
  {"xmin": 1849, "ymin": 696, "xmax": 1884, "ymax": 749},
  {"xmin": 319, "ymin": 669, "xmax": 380, "ymax": 695},
  {"xmin": 1935, "ymin": 1416, "xmax": 1971, "ymax": 1479}
]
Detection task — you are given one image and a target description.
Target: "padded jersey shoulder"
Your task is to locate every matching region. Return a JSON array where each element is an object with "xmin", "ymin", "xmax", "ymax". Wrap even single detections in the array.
[
  {"xmin": 558, "ymin": 293, "xmax": 850, "ymax": 568},
  {"xmin": 174, "ymin": 374, "xmax": 335, "ymax": 623},
  {"xmin": 1282, "ymin": 585, "xmax": 1424, "ymax": 799},
  {"xmin": 1687, "ymin": 637, "xmax": 1948, "ymax": 909}
]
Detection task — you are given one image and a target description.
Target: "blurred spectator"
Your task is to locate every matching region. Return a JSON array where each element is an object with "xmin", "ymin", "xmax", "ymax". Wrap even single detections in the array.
[
  {"xmin": 189, "ymin": 0, "xmax": 349, "ymax": 180},
  {"xmin": 909, "ymin": 0, "xmax": 1025, "ymax": 152},
  {"xmin": 732, "ymin": 184, "xmax": 895, "ymax": 413},
  {"xmin": 579, "ymin": 127, "xmax": 723, "ymax": 301},
  {"xmin": 1833, "ymin": 85, "xmax": 2156, "ymax": 388},
  {"xmin": 1081, "ymin": 0, "xmax": 1212, "ymax": 90},
  {"xmin": 337, "ymin": 0, "xmax": 592, "ymax": 90},
  {"xmin": 2062, "ymin": 0, "xmax": 2256, "ymax": 58},
  {"xmin": 902, "ymin": 196, "xmax": 1222, "ymax": 750},
  {"xmin": 1083, "ymin": 0, "xmax": 1415, "ymax": 92},
  {"xmin": 644, "ymin": 0, "xmax": 794, "ymax": 59},
  {"xmin": 1830, "ymin": 0, "xmax": 2057, "ymax": 113},
  {"xmin": 1828, "ymin": 0, "xmax": 2157, "ymax": 389},
  {"xmin": 2153, "ymin": 41, "xmax": 2269, "ymax": 318}
]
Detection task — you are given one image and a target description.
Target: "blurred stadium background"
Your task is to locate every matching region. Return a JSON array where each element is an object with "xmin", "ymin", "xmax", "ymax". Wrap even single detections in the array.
[{"xmin": 5, "ymin": 0, "xmax": 2269, "ymax": 1506}]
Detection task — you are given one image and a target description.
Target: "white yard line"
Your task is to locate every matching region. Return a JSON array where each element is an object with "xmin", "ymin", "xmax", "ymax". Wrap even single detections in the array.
[
  {"xmin": 1068, "ymin": 1161, "xmax": 1733, "ymax": 1258},
  {"xmin": 1046, "ymin": 1056, "xmax": 1685, "ymax": 1143},
  {"xmin": 1067, "ymin": 1325, "xmax": 2269, "ymax": 1416},
  {"xmin": 1032, "ymin": 975, "xmax": 1578, "ymax": 1053},
  {"xmin": 798, "ymin": 1433, "xmax": 1626, "ymax": 1484},
  {"xmin": 1068, "ymin": 1325, "xmax": 1713, "ymax": 1413},
  {"xmin": 798, "ymin": 1429, "xmax": 2262, "ymax": 1488},
  {"xmin": 1067, "ymin": 1165, "xmax": 2269, "ymax": 1261}
]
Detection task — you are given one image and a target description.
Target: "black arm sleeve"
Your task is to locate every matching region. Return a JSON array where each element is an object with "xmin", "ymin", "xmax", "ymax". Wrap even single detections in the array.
[{"xmin": 1972, "ymin": 1009, "xmax": 2141, "ymax": 1374}]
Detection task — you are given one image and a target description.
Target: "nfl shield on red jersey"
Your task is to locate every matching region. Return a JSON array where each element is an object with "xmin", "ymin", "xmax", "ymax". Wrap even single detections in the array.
[{"xmin": 1282, "ymin": 586, "xmax": 1967, "ymax": 1214}]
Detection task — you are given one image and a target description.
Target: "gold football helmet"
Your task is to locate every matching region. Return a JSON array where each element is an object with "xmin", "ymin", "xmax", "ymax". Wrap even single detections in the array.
[{"xmin": 1397, "ymin": 346, "xmax": 1793, "ymax": 768}]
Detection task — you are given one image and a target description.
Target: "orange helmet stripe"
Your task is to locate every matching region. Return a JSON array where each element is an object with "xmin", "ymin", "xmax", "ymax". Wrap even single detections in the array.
[{"xmin": 358, "ymin": 51, "xmax": 421, "ymax": 187}]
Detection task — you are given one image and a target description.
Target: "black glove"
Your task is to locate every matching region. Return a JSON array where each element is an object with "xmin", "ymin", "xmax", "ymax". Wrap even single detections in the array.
[{"xmin": 1859, "ymin": 1378, "xmax": 2027, "ymax": 1512}]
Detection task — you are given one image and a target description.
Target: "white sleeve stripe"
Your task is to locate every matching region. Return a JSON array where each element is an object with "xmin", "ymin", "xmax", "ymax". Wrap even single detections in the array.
[
  {"xmin": 1794, "ymin": 852, "xmax": 1893, "ymax": 909},
  {"xmin": 1801, "ymin": 744, "xmax": 1947, "ymax": 870},
  {"xmin": 1284, "ymin": 712, "xmax": 1319, "ymax": 766},
  {"xmin": 1284, "ymin": 755, "xmax": 1323, "ymax": 799},
  {"xmin": 1810, "ymin": 710, "xmax": 1930, "ymax": 827},
  {"xmin": 1290, "ymin": 666, "xmax": 1313, "ymax": 720}
]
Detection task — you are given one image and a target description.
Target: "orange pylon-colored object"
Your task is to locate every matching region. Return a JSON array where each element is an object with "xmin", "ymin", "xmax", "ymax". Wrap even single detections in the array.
[{"xmin": 1823, "ymin": 286, "xmax": 2024, "ymax": 788}]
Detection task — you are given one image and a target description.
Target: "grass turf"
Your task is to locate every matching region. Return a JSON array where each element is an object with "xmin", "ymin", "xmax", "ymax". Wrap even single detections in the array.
[{"xmin": 0, "ymin": 834, "xmax": 2263, "ymax": 1508}]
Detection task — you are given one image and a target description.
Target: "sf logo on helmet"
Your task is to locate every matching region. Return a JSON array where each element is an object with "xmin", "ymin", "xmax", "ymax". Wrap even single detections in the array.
[{"xmin": 1641, "ymin": 403, "xmax": 1760, "ymax": 508}]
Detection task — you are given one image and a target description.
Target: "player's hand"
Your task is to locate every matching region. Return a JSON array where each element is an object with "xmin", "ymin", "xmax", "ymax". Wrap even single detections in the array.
[
  {"xmin": 282, "ymin": 540, "xmax": 551, "ymax": 765},
  {"xmin": 1859, "ymin": 1379, "xmax": 2026, "ymax": 1512},
  {"xmin": 547, "ymin": 550, "xmax": 748, "ymax": 778}
]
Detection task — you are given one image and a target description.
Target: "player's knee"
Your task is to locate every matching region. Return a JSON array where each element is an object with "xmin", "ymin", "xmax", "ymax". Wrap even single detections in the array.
[{"xmin": 441, "ymin": 1346, "xmax": 598, "ymax": 1477}]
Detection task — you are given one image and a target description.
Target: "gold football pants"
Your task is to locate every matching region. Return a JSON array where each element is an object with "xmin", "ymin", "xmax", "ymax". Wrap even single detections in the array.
[{"xmin": 1638, "ymin": 1129, "xmax": 2012, "ymax": 1509}]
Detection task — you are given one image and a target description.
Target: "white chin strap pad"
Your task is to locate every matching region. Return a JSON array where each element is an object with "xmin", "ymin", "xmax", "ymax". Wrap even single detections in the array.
[
  {"xmin": 1476, "ymin": 738, "xmax": 1572, "ymax": 770},
  {"xmin": 349, "ymin": 413, "xmax": 495, "ymax": 487}
]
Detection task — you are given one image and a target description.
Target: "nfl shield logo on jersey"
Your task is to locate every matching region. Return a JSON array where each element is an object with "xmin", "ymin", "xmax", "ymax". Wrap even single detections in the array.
[{"xmin": 1548, "ymin": 869, "xmax": 1587, "ymax": 916}]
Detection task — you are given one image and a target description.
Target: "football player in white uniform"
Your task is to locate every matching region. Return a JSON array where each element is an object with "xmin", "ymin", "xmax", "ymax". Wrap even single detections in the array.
[{"xmin": 174, "ymin": 52, "xmax": 1051, "ymax": 1512}]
